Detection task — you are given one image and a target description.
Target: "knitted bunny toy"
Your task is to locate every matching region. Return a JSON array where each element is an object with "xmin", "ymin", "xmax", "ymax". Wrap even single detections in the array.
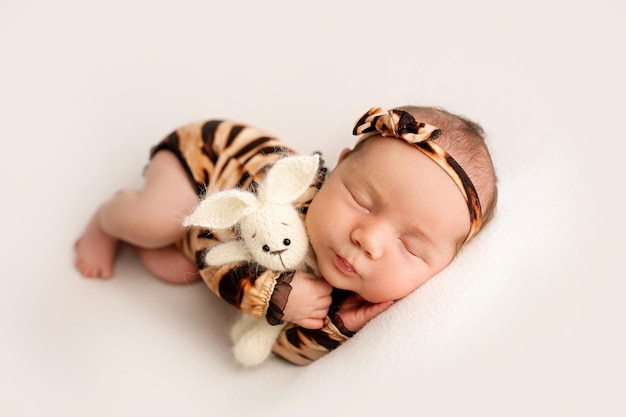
[{"xmin": 183, "ymin": 154, "xmax": 320, "ymax": 366}]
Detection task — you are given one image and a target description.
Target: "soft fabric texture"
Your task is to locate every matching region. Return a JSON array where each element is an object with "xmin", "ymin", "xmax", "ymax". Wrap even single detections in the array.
[
  {"xmin": 153, "ymin": 120, "xmax": 350, "ymax": 366},
  {"xmin": 183, "ymin": 154, "xmax": 320, "ymax": 273},
  {"xmin": 183, "ymin": 154, "xmax": 321, "ymax": 366},
  {"xmin": 2, "ymin": 1, "xmax": 622, "ymax": 416}
]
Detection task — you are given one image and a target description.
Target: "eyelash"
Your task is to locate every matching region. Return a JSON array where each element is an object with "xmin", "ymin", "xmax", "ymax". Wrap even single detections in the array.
[
  {"xmin": 399, "ymin": 238, "xmax": 419, "ymax": 258},
  {"xmin": 348, "ymin": 189, "xmax": 369, "ymax": 212},
  {"xmin": 400, "ymin": 239, "xmax": 411, "ymax": 253}
]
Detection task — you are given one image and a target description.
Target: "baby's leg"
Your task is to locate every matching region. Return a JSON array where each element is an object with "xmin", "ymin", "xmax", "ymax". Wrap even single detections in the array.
[
  {"xmin": 74, "ymin": 151, "xmax": 199, "ymax": 279},
  {"xmin": 134, "ymin": 245, "xmax": 200, "ymax": 285},
  {"xmin": 99, "ymin": 151, "xmax": 199, "ymax": 248}
]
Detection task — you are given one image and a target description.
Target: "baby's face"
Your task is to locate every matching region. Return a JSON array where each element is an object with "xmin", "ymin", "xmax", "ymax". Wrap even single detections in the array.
[{"xmin": 306, "ymin": 137, "xmax": 470, "ymax": 303}]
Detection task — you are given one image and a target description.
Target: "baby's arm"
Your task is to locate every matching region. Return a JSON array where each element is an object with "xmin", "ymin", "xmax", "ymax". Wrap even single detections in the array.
[
  {"xmin": 199, "ymin": 260, "xmax": 291, "ymax": 320},
  {"xmin": 279, "ymin": 271, "xmax": 333, "ymax": 329},
  {"xmin": 191, "ymin": 236, "xmax": 330, "ymax": 327},
  {"xmin": 271, "ymin": 291, "xmax": 393, "ymax": 366},
  {"xmin": 271, "ymin": 317, "xmax": 350, "ymax": 365},
  {"xmin": 186, "ymin": 221, "xmax": 331, "ymax": 327},
  {"xmin": 330, "ymin": 293, "xmax": 394, "ymax": 333}
]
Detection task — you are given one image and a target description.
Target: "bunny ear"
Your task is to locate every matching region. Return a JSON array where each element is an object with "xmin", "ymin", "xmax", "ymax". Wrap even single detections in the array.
[
  {"xmin": 183, "ymin": 189, "xmax": 257, "ymax": 229},
  {"xmin": 259, "ymin": 154, "xmax": 320, "ymax": 204}
]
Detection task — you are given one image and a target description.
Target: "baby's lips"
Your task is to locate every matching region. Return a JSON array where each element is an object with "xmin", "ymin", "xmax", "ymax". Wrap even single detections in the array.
[{"xmin": 335, "ymin": 254, "xmax": 356, "ymax": 274}]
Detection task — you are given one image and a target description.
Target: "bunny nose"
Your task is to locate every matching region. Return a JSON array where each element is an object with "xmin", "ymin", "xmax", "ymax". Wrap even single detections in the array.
[{"xmin": 262, "ymin": 244, "xmax": 287, "ymax": 255}]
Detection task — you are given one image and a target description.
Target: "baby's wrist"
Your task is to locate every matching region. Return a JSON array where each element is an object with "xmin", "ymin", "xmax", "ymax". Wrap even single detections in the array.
[
  {"xmin": 329, "ymin": 308, "xmax": 356, "ymax": 337},
  {"xmin": 266, "ymin": 271, "xmax": 295, "ymax": 325}
]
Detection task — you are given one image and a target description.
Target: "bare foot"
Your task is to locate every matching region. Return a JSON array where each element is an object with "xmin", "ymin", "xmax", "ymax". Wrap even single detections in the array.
[{"xmin": 74, "ymin": 210, "xmax": 119, "ymax": 278}]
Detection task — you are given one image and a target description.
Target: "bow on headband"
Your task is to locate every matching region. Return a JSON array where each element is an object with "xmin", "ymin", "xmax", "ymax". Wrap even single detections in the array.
[{"xmin": 352, "ymin": 107, "xmax": 483, "ymax": 243}]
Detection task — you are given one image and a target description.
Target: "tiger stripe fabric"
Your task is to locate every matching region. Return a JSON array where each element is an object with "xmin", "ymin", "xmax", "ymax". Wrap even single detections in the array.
[{"xmin": 150, "ymin": 119, "xmax": 350, "ymax": 365}]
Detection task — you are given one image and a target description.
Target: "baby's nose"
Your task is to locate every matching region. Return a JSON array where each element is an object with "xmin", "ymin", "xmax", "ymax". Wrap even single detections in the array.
[{"xmin": 352, "ymin": 226, "xmax": 384, "ymax": 260}]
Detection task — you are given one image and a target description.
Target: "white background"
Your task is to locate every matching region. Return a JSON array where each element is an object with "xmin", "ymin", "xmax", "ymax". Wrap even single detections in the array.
[{"xmin": 1, "ymin": 1, "xmax": 624, "ymax": 416}]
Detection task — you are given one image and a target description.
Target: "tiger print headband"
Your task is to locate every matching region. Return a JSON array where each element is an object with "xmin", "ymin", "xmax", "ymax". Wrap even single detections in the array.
[{"xmin": 353, "ymin": 107, "xmax": 482, "ymax": 243}]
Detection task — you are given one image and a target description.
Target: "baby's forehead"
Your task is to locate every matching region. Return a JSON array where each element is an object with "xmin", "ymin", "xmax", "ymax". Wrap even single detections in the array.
[
  {"xmin": 348, "ymin": 106, "xmax": 485, "ymax": 244},
  {"xmin": 351, "ymin": 135, "xmax": 427, "ymax": 165},
  {"xmin": 351, "ymin": 136, "xmax": 466, "ymax": 198},
  {"xmin": 346, "ymin": 138, "xmax": 470, "ymax": 239},
  {"xmin": 346, "ymin": 138, "xmax": 451, "ymax": 190}
]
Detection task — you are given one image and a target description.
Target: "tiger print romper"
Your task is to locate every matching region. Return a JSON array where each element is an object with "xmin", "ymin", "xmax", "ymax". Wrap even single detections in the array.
[{"xmin": 151, "ymin": 119, "xmax": 352, "ymax": 365}]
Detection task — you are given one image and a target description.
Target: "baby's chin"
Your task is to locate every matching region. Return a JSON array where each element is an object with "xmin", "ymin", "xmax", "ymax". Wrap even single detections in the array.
[{"xmin": 358, "ymin": 290, "xmax": 399, "ymax": 304}]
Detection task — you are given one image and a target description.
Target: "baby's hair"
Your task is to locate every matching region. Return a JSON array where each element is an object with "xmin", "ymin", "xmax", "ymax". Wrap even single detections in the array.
[{"xmin": 395, "ymin": 105, "xmax": 498, "ymax": 229}]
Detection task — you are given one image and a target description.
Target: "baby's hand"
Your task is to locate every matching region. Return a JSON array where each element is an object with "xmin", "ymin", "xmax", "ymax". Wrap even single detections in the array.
[
  {"xmin": 333, "ymin": 294, "xmax": 394, "ymax": 333},
  {"xmin": 282, "ymin": 271, "xmax": 332, "ymax": 329}
]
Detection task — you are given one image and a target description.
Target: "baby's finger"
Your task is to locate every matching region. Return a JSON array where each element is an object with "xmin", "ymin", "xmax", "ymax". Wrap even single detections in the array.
[
  {"xmin": 312, "ymin": 277, "xmax": 333, "ymax": 291},
  {"xmin": 365, "ymin": 300, "xmax": 394, "ymax": 320},
  {"xmin": 298, "ymin": 317, "xmax": 324, "ymax": 330},
  {"xmin": 317, "ymin": 293, "xmax": 333, "ymax": 307},
  {"xmin": 311, "ymin": 307, "xmax": 330, "ymax": 319}
]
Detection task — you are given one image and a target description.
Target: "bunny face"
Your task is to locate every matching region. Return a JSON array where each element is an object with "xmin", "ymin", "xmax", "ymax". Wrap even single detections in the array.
[
  {"xmin": 183, "ymin": 154, "xmax": 320, "ymax": 272},
  {"xmin": 240, "ymin": 205, "xmax": 309, "ymax": 271}
]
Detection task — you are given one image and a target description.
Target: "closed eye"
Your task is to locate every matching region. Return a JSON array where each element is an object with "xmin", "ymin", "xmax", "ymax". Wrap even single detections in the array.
[
  {"xmin": 347, "ymin": 188, "xmax": 369, "ymax": 212},
  {"xmin": 399, "ymin": 238, "xmax": 420, "ymax": 258}
]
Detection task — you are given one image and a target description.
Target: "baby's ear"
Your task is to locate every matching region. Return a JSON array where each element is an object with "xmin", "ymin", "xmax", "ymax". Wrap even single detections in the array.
[
  {"xmin": 183, "ymin": 189, "xmax": 257, "ymax": 229},
  {"xmin": 261, "ymin": 154, "xmax": 320, "ymax": 204},
  {"xmin": 337, "ymin": 148, "xmax": 352, "ymax": 163}
]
